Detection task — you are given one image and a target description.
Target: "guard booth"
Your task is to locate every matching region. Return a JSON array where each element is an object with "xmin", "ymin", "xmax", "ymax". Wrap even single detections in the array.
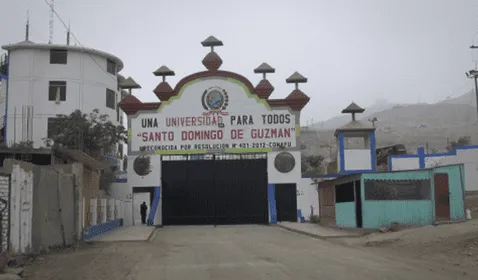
[{"xmin": 119, "ymin": 36, "xmax": 310, "ymax": 226}]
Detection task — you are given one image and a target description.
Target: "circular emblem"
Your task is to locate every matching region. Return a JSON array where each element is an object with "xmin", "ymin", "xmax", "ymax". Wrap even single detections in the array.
[
  {"xmin": 274, "ymin": 152, "xmax": 296, "ymax": 173},
  {"xmin": 133, "ymin": 156, "xmax": 152, "ymax": 177},
  {"xmin": 202, "ymin": 86, "xmax": 229, "ymax": 114}
]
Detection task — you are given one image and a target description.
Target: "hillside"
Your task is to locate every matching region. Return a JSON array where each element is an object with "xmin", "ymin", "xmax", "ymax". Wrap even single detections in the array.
[{"xmin": 301, "ymin": 92, "xmax": 478, "ymax": 159}]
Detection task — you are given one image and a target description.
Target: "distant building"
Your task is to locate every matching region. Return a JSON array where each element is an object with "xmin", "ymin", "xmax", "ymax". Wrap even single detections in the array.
[{"xmin": 0, "ymin": 39, "xmax": 128, "ymax": 168}]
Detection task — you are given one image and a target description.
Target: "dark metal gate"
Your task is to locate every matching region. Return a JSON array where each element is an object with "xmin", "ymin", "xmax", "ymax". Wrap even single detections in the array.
[
  {"xmin": 275, "ymin": 183, "xmax": 297, "ymax": 222},
  {"xmin": 0, "ymin": 174, "xmax": 11, "ymax": 252},
  {"xmin": 161, "ymin": 154, "xmax": 268, "ymax": 225}
]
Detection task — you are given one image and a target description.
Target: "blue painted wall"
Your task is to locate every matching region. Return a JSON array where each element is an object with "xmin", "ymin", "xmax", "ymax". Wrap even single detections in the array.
[
  {"xmin": 335, "ymin": 202, "xmax": 356, "ymax": 227},
  {"xmin": 83, "ymin": 219, "xmax": 122, "ymax": 240},
  {"xmin": 267, "ymin": 184, "xmax": 277, "ymax": 224},
  {"xmin": 147, "ymin": 186, "xmax": 161, "ymax": 226}
]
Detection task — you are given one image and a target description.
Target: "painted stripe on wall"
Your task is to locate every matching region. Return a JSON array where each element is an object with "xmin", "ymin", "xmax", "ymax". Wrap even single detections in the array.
[
  {"xmin": 147, "ymin": 186, "xmax": 161, "ymax": 226},
  {"xmin": 267, "ymin": 184, "xmax": 277, "ymax": 224}
]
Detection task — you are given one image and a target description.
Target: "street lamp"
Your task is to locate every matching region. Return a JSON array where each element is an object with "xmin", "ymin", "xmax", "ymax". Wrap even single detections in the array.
[
  {"xmin": 467, "ymin": 45, "xmax": 478, "ymax": 123},
  {"xmin": 466, "ymin": 69, "xmax": 478, "ymax": 123}
]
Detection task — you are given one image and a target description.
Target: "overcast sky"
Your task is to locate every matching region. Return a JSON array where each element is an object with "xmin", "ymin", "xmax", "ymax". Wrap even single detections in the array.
[{"xmin": 2, "ymin": 0, "xmax": 478, "ymax": 124}]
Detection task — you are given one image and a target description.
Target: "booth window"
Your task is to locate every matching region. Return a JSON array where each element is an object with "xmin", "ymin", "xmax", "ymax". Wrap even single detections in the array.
[
  {"xmin": 364, "ymin": 179, "xmax": 431, "ymax": 200},
  {"xmin": 50, "ymin": 49, "xmax": 68, "ymax": 64},
  {"xmin": 335, "ymin": 182, "xmax": 355, "ymax": 203}
]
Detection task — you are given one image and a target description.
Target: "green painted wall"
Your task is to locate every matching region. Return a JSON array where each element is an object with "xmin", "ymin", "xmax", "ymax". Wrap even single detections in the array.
[
  {"xmin": 360, "ymin": 166, "xmax": 465, "ymax": 228},
  {"xmin": 432, "ymin": 165, "xmax": 466, "ymax": 221},
  {"xmin": 335, "ymin": 202, "xmax": 356, "ymax": 228}
]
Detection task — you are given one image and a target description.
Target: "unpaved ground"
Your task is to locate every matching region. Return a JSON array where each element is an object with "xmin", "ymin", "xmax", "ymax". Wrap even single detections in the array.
[
  {"xmin": 24, "ymin": 225, "xmax": 470, "ymax": 280},
  {"xmin": 340, "ymin": 219, "xmax": 478, "ymax": 275}
]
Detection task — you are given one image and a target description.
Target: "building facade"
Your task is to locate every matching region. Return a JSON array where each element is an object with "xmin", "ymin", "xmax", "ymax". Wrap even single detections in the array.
[
  {"xmin": 1, "ymin": 40, "xmax": 125, "ymax": 155},
  {"xmin": 117, "ymin": 36, "xmax": 310, "ymax": 226}
]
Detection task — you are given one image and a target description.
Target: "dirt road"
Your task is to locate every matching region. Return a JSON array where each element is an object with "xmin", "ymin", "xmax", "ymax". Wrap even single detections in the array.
[{"xmin": 25, "ymin": 225, "xmax": 469, "ymax": 280}]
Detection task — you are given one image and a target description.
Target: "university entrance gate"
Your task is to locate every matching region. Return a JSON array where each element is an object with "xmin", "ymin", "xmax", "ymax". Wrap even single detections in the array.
[{"xmin": 161, "ymin": 154, "xmax": 268, "ymax": 225}]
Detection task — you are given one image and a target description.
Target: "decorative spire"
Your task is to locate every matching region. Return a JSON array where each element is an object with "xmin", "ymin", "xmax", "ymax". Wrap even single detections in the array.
[
  {"xmin": 285, "ymin": 71, "xmax": 310, "ymax": 111},
  {"xmin": 201, "ymin": 36, "xmax": 223, "ymax": 71},
  {"xmin": 254, "ymin": 63, "xmax": 275, "ymax": 99},
  {"xmin": 119, "ymin": 77, "xmax": 141, "ymax": 95},
  {"xmin": 286, "ymin": 72, "xmax": 308, "ymax": 90},
  {"xmin": 341, "ymin": 102, "xmax": 365, "ymax": 121},
  {"xmin": 153, "ymin": 66, "xmax": 175, "ymax": 101}
]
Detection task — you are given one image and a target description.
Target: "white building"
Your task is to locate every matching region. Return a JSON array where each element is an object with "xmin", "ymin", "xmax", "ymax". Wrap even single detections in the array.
[{"xmin": 0, "ymin": 40, "xmax": 128, "ymax": 165}]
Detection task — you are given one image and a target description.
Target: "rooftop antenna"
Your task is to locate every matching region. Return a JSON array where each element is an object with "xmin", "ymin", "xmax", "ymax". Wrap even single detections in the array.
[
  {"xmin": 48, "ymin": 0, "xmax": 54, "ymax": 44},
  {"xmin": 66, "ymin": 21, "xmax": 70, "ymax": 45},
  {"xmin": 25, "ymin": 9, "xmax": 30, "ymax": 41}
]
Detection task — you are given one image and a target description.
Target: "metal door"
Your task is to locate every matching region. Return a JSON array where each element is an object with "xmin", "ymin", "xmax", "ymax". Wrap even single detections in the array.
[{"xmin": 434, "ymin": 173, "xmax": 450, "ymax": 221}]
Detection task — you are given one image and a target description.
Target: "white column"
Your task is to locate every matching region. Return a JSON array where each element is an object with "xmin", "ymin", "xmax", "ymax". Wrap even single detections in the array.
[
  {"xmin": 114, "ymin": 200, "xmax": 120, "ymax": 220},
  {"xmin": 82, "ymin": 198, "xmax": 86, "ymax": 229},
  {"xmin": 100, "ymin": 199, "xmax": 107, "ymax": 224},
  {"xmin": 89, "ymin": 198, "xmax": 97, "ymax": 226},
  {"xmin": 108, "ymin": 198, "xmax": 115, "ymax": 221}
]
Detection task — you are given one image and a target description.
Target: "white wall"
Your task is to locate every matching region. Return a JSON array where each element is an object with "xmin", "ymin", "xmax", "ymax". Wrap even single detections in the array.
[
  {"xmin": 297, "ymin": 178, "xmax": 319, "ymax": 220},
  {"xmin": 389, "ymin": 148, "xmax": 478, "ymax": 191},
  {"xmin": 6, "ymin": 48, "xmax": 120, "ymax": 147},
  {"xmin": 267, "ymin": 151, "xmax": 301, "ymax": 184},
  {"xmin": 343, "ymin": 149, "xmax": 371, "ymax": 170},
  {"xmin": 390, "ymin": 157, "xmax": 420, "ymax": 171}
]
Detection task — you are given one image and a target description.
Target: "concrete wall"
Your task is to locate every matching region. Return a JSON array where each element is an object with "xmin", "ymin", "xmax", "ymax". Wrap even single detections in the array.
[
  {"xmin": 1, "ymin": 159, "xmax": 78, "ymax": 254},
  {"xmin": 389, "ymin": 146, "xmax": 478, "ymax": 191}
]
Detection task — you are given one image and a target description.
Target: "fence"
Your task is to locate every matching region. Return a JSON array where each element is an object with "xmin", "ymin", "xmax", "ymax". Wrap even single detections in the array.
[{"xmin": 83, "ymin": 198, "xmax": 125, "ymax": 239}]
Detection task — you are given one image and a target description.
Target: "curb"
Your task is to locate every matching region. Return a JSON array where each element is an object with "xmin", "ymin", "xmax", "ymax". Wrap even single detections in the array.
[
  {"xmin": 275, "ymin": 224, "xmax": 366, "ymax": 239},
  {"xmin": 147, "ymin": 228, "xmax": 158, "ymax": 241}
]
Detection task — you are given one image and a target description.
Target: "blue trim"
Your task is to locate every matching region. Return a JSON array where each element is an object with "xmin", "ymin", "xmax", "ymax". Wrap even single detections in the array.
[
  {"xmin": 302, "ymin": 173, "xmax": 340, "ymax": 178},
  {"xmin": 369, "ymin": 132, "xmax": 377, "ymax": 171},
  {"xmin": 338, "ymin": 132, "xmax": 345, "ymax": 172},
  {"xmin": 83, "ymin": 219, "xmax": 122, "ymax": 240},
  {"xmin": 147, "ymin": 186, "xmax": 161, "ymax": 226},
  {"xmin": 417, "ymin": 147, "xmax": 425, "ymax": 168},
  {"xmin": 3, "ymin": 51, "xmax": 9, "ymax": 142},
  {"xmin": 297, "ymin": 209, "xmax": 305, "ymax": 223},
  {"xmin": 267, "ymin": 184, "xmax": 277, "ymax": 224},
  {"xmin": 340, "ymin": 169, "xmax": 375, "ymax": 174},
  {"xmin": 115, "ymin": 178, "xmax": 127, "ymax": 183}
]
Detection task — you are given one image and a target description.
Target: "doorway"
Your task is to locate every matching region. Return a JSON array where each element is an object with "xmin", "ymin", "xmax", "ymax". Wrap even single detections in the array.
[
  {"xmin": 434, "ymin": 173, "xmax": 451, "ymax": 221},
  {"xmin": 275, "ymin": 183, "xmax": 298, "ymax": 222},
  {"xmin": 354, "ymin": 180, "xmax": 363, "ymax": 228},
  {"xmin": 133, "ymin": 187, "xmax": 154, "ymax": 225}
]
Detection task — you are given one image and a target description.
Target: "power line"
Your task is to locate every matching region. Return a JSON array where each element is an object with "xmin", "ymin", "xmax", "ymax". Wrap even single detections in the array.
[{"xmin": 43, "ymin": 0, "xmax": 118, "ymax": 83}]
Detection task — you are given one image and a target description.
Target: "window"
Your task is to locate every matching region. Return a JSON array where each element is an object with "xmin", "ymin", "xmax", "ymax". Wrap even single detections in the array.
[
  {"xmin": 106, "ymin": 89, "xmax": 116, "ymax": 109},
  {"xmin": 335, "ymin": 182, "xmax": 355, "ymax": 203},
  {"xmin": 47, "ymin": 118, "xmax": 61, "ymax": 138},
  {"xmin": 116, "ymin": 104, "xmax": 120, "ymax": 122},
  {"xmin": 48, "ymin": 81, "xmax": 67, "ymax": 101},
  {"xmin": 107, "ymin": 59, "xmax": 116, "ymax": 75},
  {"xmin": 364, "ymin": 179, "xmax": 431, "ymax": 201},
  {"xmin": 50, "ymin": 49, "xmax": 68, "ymax": 64}
]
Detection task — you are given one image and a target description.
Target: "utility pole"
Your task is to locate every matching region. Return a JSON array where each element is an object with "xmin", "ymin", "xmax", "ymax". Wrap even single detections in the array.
[{"xmin": 467, "ymin": 45, "xmax": 478, "ymax": 124}]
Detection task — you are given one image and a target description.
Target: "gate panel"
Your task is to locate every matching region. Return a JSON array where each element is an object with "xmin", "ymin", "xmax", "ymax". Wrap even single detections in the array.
[{"xmin": 161, "ymin": 156, "xmax": 268, "ymax": 225}]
